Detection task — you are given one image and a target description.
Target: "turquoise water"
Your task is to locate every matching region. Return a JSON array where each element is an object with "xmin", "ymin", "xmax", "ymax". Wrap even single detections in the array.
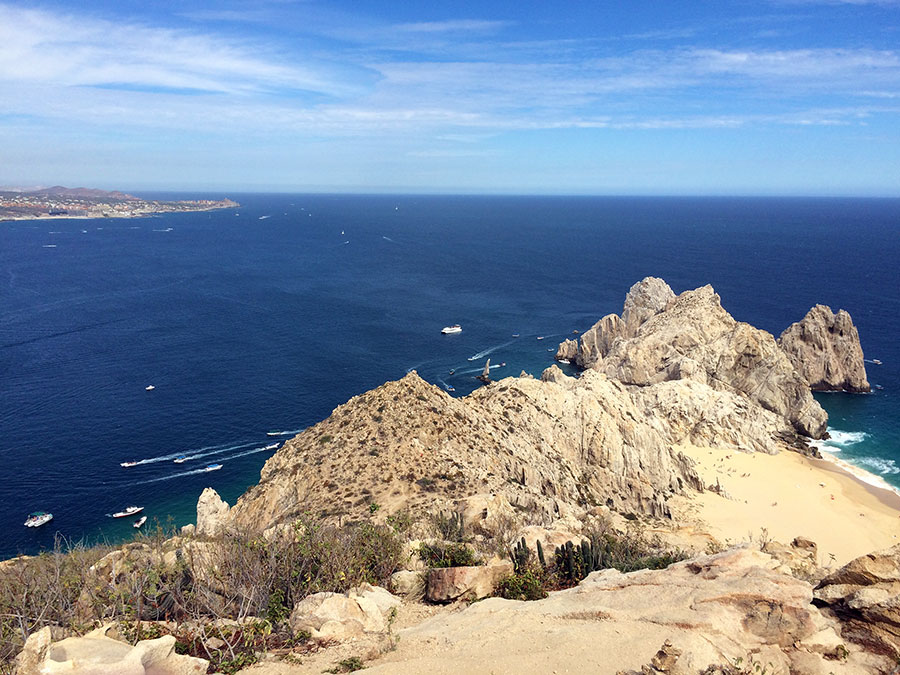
[{"xmin": 2, "ymin": 194, "xmax": 898, "ymax": 557}]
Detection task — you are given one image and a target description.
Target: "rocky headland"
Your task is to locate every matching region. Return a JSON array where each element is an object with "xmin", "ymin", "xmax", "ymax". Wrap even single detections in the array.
[
  {"xmin": 9, "ymin": 277, "xmax": 896, "ymax": 675},
  {"xmin": 0, "ymin": 186, "xmax": 238, "ymax": 221}
]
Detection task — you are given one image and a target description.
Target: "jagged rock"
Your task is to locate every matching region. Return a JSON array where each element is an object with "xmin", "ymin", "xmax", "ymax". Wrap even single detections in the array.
[
  {"xmin": 649, "ymin": 639, "xmax": 682, "ymax": 672},
  {"xmin": 778, "ymin": 304, "xmax": 870, "ymax": 393},
  {"xmin": 621, "ymin": 276, "xmax": 676, "ymax": 335},
  {"xmin": 762, "ymin": 537, "xmax": 823, "ymax": 581},
  {"xmin": 289, "ymin": 586, "xmax": 400, "ymax": 640},
  {"xmin": 813, "ymin": 543, "xmax": 900, "ymax": 657},
  {"xmin": 18, "ymin": 629, "xmax": 207, "ymax": 675},
  {"xmin": 556, "ymin": 338, "xmax": 578, "ymax": 362},
  {"xmin": 195, "ymin": 487, "xmax": 230, "ymax": 537},
  {"xmin": 425, "ymin": 561, "xmax": 514, "ymax": 603},
  {"xmin": 598, "ymin": 284, "xmax": 827, "ymax": 438}
]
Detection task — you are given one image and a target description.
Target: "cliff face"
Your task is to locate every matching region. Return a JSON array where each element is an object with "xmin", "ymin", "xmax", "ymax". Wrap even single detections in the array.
[
  {"xmin": 229, "ymin": 370, "xmax": 704, "ymax": 533},
  {"xmin": 778, "ymin": 304, "xmax": 870, "ymax": 393}
]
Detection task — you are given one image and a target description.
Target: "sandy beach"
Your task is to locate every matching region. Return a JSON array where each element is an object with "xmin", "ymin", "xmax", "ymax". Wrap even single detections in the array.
[{"xmin": 672, "ymin": 443, "xmax": 900, "ymax": 566}]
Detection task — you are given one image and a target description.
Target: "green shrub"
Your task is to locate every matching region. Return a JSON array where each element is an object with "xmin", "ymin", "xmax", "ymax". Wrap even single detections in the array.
[
  {"xmin": 496, "ymin": 568, "xmax": 548, "ymax": 601},
  {"xmin": 417, "ymin": 542, "xmax": 480, "ymax": 568}
]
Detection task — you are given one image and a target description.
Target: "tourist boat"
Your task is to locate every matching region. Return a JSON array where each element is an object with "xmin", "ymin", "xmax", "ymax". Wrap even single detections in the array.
[
  {"xmin": 120, "ymin": 461, "xmax": 138, "ymax": 468},
  {"xmin": 266, "ymin": 431, "xmax": 283, "ymax": 437},
  {"xmin": 441, "ymin": 324, "xmax": 462, "ymax": 334},
  {"xmin": 111, "ymin": 506, "xmax": 144, "ymax": 518},
  {"xmin": 24, "ymin": 511, "xmax": 53, "ymax": 528},
  {"xmin": 205, "ymin": 464, "xmax": 222, "ymax": 472},
  {"xmin": 133, "ymin": 516, "xmax": 147, "ymax": 528},
  {"xmin": 558, "ymin": 359, "xmax": 571, "ymax": 365},
  {"xmin": 264, "ymin": 443, "xmax": 279, "ymax": 450},
  {"xmin": 173, "ymin": 455, "xmax": 187, "ymax": 464},
  {"xmin": 145, "ymin": 385, "xmax": 155, "ymax": 391},
  {"xmin": 873, "ymin": 359, "xmax": 882, "ymax": 365}
]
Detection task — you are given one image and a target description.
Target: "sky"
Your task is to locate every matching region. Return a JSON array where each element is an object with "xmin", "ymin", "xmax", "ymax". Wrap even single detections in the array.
[{"xmin": 1, "ymin": 0, "xmax": 899, "ymax": 195}]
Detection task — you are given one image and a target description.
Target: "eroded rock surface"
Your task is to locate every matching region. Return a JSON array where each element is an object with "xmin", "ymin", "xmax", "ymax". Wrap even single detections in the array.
[
  {"xmin": 778, "ymin": 304, "xmax": 870, "ymax": 393},
  {"xmin": 814, "ymin": 543, "xmax": 900, "ymax": 658},
  {"xmin": 196, "ymin": 487, "xmax": 230, "ymax": 537}
]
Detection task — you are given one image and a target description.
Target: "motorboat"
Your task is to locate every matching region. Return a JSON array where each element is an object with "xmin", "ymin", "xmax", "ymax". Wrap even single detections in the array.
[
  {"xmin": 133, "ymin": 516, "xmax": 147, "ymax": 528},
  {"xmin": 24, "ymin": 511, "xmax": 53, "ymax": 528},
  {"xmin": 205, "ymin": 464, "xmax": 222, "ymax": 472},
  {"xmin": 111, "ymin": 506, "xmax": 144, "ymax": 518},
  {"xmin": 173, "ymin": 455, "xmax": 187, "ymax": 464},
  {"xmin": 266, "ymin": 431, "xmax": 283, "ymax": 437},
  {"xmin": 441, "ymin": 325, "xmax": 462, "ymax": 334},
  {"xmin": 145, "ymin": 385, "xmax": 155, "ymax": 391},
  {"xmin": 120, "ymin": 461, "xmax": 138, "ymax": 468},
  {"xmin": 264, "ymin": 443, "xmax": 279, "ymax": 450}
]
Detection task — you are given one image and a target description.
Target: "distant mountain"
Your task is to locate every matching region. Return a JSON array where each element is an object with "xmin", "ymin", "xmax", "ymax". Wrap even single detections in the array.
[{"xmin": 26, "ymin": 186, "xmax": 139, "ymax": 201}]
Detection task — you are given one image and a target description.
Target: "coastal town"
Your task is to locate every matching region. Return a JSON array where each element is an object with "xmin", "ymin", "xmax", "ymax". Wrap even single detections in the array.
[{"xmin": 0, "ymin": 186, "xmax": 238, "ymax": 221}]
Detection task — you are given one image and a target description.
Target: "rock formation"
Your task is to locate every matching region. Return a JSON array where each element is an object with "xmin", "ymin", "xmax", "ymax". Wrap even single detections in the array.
[
  {"xmin": 195, "ymin": 487, "xmax": 230, "ymax": 537},
  {"xmin": 814, "ymin": 543, "xmax": 900, "ymax": 658},
  {"xmin": 227, "ymin": 369, "xmax": 704, "ymax": 534},
  {"xmin": 361, "ymin": 547, "xmax": 887, "ymax": 674},
  {"xmin": 558, "ymin": 278, "xmax": 828, "ymax": 438},
  {"xmin": 778, "ymin": 304, "xmax": 870, "ymax": 393}
]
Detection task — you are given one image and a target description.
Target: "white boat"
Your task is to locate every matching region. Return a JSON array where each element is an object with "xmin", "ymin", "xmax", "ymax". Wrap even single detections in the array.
[
  {"xmin": 264, "ymin": 443, "xmax": 279, "ymax": 450},
  {"xmin": 111, "ymin": 506, "xmax": 144, "ymax": 518},
  {"xmin": 133, "ymin": 516, "xmax": 147, "ymax": 528},
  {"xmin": 873, "ymin": 359, "xmax": 882, "ymax": 365},
  {"xmin": 205, "ymin": 464, "xmax": 222, "ymax": 472},
  {"xmin": 145, "ymin": 385, "xmax": 155, "ymax": 391},
  {"xmin": 441, "ymin": 325, "xmax": 462, "ymax": 334},
  {"xmin": 24, "ymin": 511, "xmax": 53, "ymax": 528},
  {"xmin": 558, "ymin": 359, "xmax": 571, "ymax": 365},
  {"xmin": 120, "ymin": 461, "xmax": 138, "ymax": 468},
  {"xmin": 266, "ymin": 431, "xmax": 283, "ymax": 437},
  {"xmin": 173, "ymin": 455, "xmax": 187, "ymax": 464}
]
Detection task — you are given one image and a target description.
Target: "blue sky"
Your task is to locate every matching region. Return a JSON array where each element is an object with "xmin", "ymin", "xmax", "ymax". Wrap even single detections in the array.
[{"xmin": 1, "ymin": 0, "xmax": 899, "ymax": 195}]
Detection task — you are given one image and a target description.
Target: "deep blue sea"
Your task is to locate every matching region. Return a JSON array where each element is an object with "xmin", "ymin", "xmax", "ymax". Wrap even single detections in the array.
[{"xmin": 2, "ymin": 195, "xmax": 898, "ymax": 558}]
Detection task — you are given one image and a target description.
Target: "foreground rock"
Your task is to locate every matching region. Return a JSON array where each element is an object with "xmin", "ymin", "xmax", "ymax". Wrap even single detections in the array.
[
  {"xmin": 778, "ymin": 304, "xmax": 870, "ymax": 393},
  {"xmin": 360, "ymin": 548, "xmax": 884, "ymax": 674},
  {"xmin": 814, "ymin": 543, "xmax": 900, "ymax": 658},
  {"xmin": 289, "ymin": 585, "xmax": 401, "ymax": 640},
  {"xmin": 425, "ymin": 561, "xmax": 514, "ymax": 603},
  {"xmin": 195, "ymin": 487, "xmax": 231, "ymax": 537},
  {"xmin": 16, "ymin": 627, "xmax": 207, "ymax": 675}
]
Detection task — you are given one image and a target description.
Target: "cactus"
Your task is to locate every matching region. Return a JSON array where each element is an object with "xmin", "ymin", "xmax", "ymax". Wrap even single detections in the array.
[{"xmin": 536, "ymin": 539, "xmax": 545, "ymax": 567}]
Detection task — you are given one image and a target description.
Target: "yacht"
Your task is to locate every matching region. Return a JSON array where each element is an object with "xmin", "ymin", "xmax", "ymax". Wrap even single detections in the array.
[
  {"xmin": 134, "ymin": 516, "xmax": 147, "ymax": 528},
  {"xmin": 111, "ymin": 506, "xmax": 144, "ymax": 518},
  {"xmin": 24, "ymin": 511, "xmax": 53, "ymax": 528},
  {"xmin": 205, "ymin": 464, "xmax": 223, "ymax": 472},
  {"xmin": 441, "ymin": 324, "xmax": 462, "ymax": 334},
  {"xmin": 173, "ymin": 455, "xmax": 187, "ymax": 464},
  {"xmin": 145, "ymin": 385, "xmax": 155, "ymax": 391},
  {"xmin": 120, "ymin": 461, "xmax": 138, "ymax": 468}
]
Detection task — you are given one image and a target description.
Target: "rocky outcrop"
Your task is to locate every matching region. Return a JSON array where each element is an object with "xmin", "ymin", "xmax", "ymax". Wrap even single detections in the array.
[
  {"xmin": 425, "ymin": 561, "xmax": 514, "ymax": 603},
  {"xmin": 227, "ymin": 369, "xmax": 704, "ymax": 533},
  {"xmin": 814, "ymin": 543, "xmax": 900, "ymax": 658},
  {"xmin": 362, "ymin": 547, "xmax": 886, "ymax": 674},
  {"xmin": 16, "ymin": 627, "xmax": 207, "ymax": 675},
  {"xmin": 778, "ymin": 304, "xmax": 870, "ymax": 393},
  {"xmin": 196, "ymin": 487, "xmax": 230, "ymax": 537},
  {"xmin": 560, "ymin": 278, "xmax": 674, "ymax": 369}
]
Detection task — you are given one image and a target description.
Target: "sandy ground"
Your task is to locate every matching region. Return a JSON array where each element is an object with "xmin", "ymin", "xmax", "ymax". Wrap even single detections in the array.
[{"xmin": 670, "ymin": 443, "xmax": 900, "ymax": 566}]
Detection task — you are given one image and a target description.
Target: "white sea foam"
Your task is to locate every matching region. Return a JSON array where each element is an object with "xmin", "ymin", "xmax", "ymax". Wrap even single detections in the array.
[
  {"xmin": 127, "ymin": 440, "xmax": 258, "ymax": 465},
  {"xmin": 825, "ymin": 429, "xmax": 869, "ymax": 446},
  {"xmin": 856, "ymin": 457, "xmax": 900, "ymax": 475}
]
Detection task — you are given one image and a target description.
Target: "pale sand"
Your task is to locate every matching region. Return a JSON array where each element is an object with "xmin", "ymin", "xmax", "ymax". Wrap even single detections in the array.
[{"xmin": 672, "ymin": 443, "xmax": 900, "ymax": 566}]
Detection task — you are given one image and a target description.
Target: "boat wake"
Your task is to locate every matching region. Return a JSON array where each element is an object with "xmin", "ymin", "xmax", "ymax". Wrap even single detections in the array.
[
  {"xmin": 129, "ymin": 445, "xmax": 275, "ymax": 484},
  {"xmin": 124, "ymin": 440, "xmax": 259, "ymax": 466},
  {"xmin": 467, "ymin": 340, "xmax": 515, "ymax": 362}
]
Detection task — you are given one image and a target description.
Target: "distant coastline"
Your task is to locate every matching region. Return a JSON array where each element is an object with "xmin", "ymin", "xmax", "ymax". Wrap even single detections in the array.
[{"xmin": 0, "ymin": 186, "xmax": 238, "ymax": 222}]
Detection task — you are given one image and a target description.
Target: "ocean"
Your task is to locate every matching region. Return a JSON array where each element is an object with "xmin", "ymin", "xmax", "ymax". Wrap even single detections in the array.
[{"xmin": 2, "ymin": 195, "xmax": 898, "ymax": 558}]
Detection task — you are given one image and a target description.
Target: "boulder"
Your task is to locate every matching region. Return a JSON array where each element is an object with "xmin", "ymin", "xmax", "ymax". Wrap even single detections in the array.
[
  {"xmin": 813, "ymin": 543, "xmax": 900, "ymax": 657},
  {"xmin": 15, "ymin": 626, "xmax": 52, "ymax": 675},
  {"xmin": 391, "ymin": 570, "xmax": 426, "ymax": 600},
  {"xmin": 289, "ymin": 585, "xmax": 401, "ymax": 640},
  {"xmin": 778, "ymin": 304, "xmax": 870, "ymax": 393},
  {"xmin": 195, "ymin": 487, "xmax": 230, "ymax": 537},
  {"xmin": 425, "ymin": 561, "xmax": 514, "ymax": 603},
  {"xmin": 18, "ymin": 630, "xmax": 207, "ymax": 675}
]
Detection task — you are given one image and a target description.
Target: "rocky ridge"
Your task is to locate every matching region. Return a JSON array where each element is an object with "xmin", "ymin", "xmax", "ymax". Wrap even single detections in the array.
[{"xmin": 778, "ymin": 304, "xmax": 870, "ymax": 393}]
